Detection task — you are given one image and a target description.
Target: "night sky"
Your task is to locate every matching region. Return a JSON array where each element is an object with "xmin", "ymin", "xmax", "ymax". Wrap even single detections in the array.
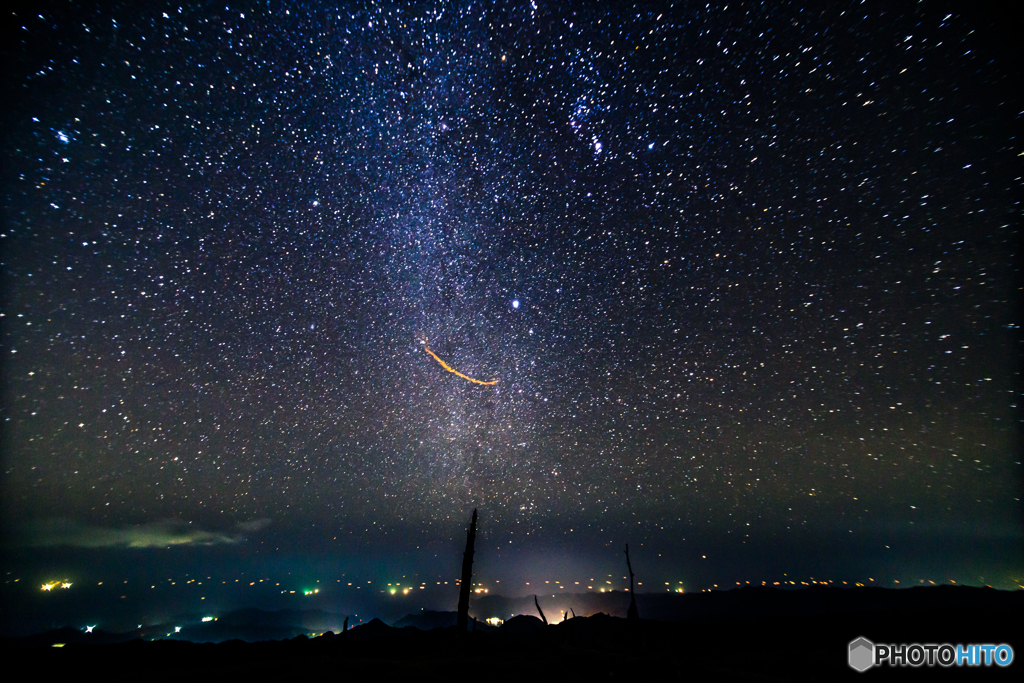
[{"xmin": 1, "ymin": 1, "xmax": 1021, "ymax": 629}]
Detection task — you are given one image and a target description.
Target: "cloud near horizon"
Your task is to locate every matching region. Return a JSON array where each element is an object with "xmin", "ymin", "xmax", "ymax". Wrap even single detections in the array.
[{"xmin": 15, "ymin": 518, "xmax": 271, "ymax": 549}]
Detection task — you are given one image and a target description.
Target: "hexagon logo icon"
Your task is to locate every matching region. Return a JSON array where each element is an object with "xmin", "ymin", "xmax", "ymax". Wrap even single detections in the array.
[{"xmin": 849, "ymin": 637, "xmax": 875, "ymax": 672}]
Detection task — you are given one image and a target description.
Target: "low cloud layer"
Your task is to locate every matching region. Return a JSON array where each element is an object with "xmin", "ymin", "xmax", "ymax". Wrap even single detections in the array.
[
  {"xmin": 236, "ymin": 518, "xmax": 272, "ymax": 533},
  {"xmin": 16, "ymin": 518, "xmax": 271, "ymax": 549}
]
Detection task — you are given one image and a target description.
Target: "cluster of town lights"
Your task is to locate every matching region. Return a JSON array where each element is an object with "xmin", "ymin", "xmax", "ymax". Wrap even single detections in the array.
[{"xmin": 33, "ymin": 573, "xmax": 988, "ymax": 599}]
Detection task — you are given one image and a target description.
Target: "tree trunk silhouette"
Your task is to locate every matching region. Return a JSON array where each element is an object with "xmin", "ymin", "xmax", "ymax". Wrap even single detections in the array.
[
  {"xmin": 456, "ymin": 508, "xmax": 478, "ymax": 637},
  {"xmin": 534, "ymin": 594, "xmax": 548, "ymax": 625},
  {"xmin": 625, "ymin": 544, "xmax": 639, "ymax": 621}
]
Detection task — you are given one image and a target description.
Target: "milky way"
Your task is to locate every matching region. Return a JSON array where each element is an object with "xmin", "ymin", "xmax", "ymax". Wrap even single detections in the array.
[{"xmin": 2, "ymin": 2, "xmax": 1019, "ymax": 587}]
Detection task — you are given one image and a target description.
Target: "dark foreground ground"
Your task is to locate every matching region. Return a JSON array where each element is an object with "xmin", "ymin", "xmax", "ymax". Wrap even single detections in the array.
[{"xmin": 5, "ymin": 586, "xmax": 1021, "ymax": 681}]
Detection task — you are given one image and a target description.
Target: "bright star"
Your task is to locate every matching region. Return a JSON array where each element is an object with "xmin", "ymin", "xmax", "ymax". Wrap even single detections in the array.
[
  {"xmin": 512, "ymin": 300, "xmax": 520, "ymax": 309},
  {"xmin": 85, "ymin": 625, "xmax": 95, "ymax": 633}
]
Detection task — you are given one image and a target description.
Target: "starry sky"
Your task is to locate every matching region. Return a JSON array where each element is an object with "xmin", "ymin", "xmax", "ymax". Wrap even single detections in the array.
[{"xmin": 2, "ymin": 0, "xmax": 1021, "ymax": 605}]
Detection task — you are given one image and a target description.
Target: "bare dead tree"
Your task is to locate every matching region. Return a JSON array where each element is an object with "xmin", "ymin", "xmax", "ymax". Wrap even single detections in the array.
[
  {"xmin": 534, "ymin": 594, "xmax": 548, "ymax": 625},
  {"xmin": 456, "ymin": 509, "xmax": 478, "ymax": 637},
  {"xmin": 625, "ymin": 544, "xmax": 639, "ymax": 621}
]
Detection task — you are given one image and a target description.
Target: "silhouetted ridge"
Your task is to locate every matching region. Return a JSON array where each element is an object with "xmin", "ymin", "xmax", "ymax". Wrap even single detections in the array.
[
  {"xmin": 393, "ymin": 610, "xmax": 458, "ymax": 630},
  {"xmin": 3, "ymin": 587, "xmax": 1018, "ymax": 681}
]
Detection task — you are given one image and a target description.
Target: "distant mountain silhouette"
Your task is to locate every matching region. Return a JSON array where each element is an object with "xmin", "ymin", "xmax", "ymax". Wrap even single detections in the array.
[
  {"xmin": 5, "ymin": 586, "xmax": 1021, "ymax": 681},
  {"xmin": 17, "ymin": 626, "xmax": 131, "ymax": 647},
  {"xmin": 393, "ymin": 610, "xmax": 458, "ymax": 630},
  {"xmin": 470, "ymin": 584, "xmax": 1022, "ymax": 624},
  {"xmin": 343, "ymin": 617, "xmax": 402, "ymax": 642},
  {"xmin": 214, "ymin": 607, "xmax": 342, "ymax": 630},
  {"xmin": 151, "ymin": 607, "xmax": 346, "ymax": 643}
]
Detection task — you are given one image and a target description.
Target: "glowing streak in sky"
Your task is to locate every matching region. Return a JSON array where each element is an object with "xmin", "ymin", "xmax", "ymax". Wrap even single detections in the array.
[{"xmin": 422, "ymin": 343, "xmax": 498, "ymax": 386}]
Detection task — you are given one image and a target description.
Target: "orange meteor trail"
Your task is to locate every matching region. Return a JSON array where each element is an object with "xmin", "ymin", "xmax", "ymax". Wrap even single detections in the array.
[{"xmin": 422, "ymin": 344, "xmax": 498, "ymax": 385}]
